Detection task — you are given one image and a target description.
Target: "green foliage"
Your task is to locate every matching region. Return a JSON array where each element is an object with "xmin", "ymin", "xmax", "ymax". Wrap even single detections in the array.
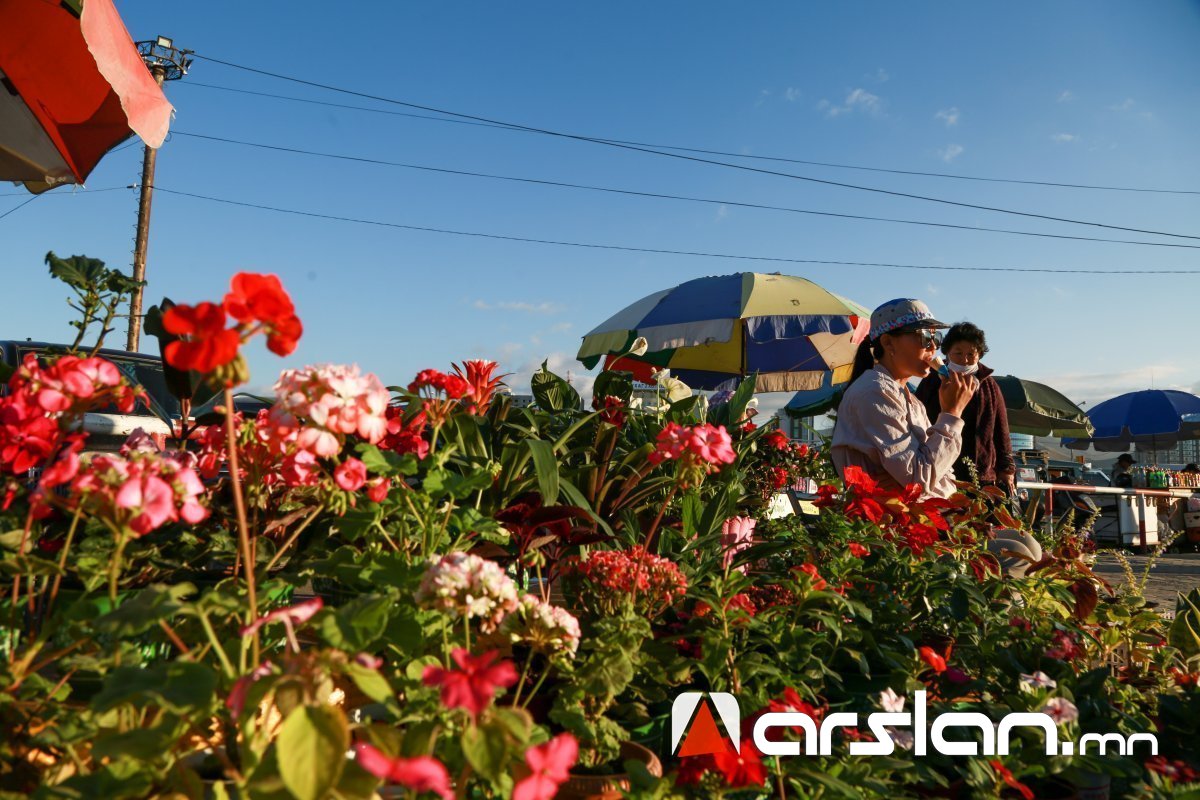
[{"xmin": 45, "ymin": 251, "xmax": 141, "ymax": 353}]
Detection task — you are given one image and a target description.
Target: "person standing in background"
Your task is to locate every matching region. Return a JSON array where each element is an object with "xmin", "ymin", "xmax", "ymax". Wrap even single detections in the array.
[{"xmin": 916, "ymin": 322, "xmax": 1016, "ymax": 495}]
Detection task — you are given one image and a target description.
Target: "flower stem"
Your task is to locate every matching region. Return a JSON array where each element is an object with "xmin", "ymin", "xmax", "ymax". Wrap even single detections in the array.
[
  {"xmin": 511, "ymin": 649, "xmax": 535, "ymax": 705},
  {"xmin": 109, "ymin": 529, "xmax": 129, "ymax": 604},
  {"xmin": 643, "ymin": 485, "xmax": 677, "ymax": 551},
  {"xmin": 45, "ymin": 506, "xmax": 83, "ymax": 616},
  {"xmin": 223, "ymin": 387, "xmax": 259, "ymax": 664},
  {"xmin": 263, "ymin": 506, "xmax": 323, "ymax": 573},
  {"xmin": 198, "ymin": 611, "xmax": 236, "ymax": 679}
]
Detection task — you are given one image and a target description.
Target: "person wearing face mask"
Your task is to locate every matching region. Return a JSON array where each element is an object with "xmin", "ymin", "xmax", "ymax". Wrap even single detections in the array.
[
  {"xmin": 915, "ymin": 322, "xmax": 1016, "ymax": 496},
  {"xmin": 834, "ymin": 303, "xmax": 1042, "ymax": 577},
  {"xmin": 833, "ymin": 299, "xmax": 977, "ymax": 500}
]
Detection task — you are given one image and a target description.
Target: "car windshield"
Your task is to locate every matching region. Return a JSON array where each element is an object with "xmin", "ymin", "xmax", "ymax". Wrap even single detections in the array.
[{"xmin": 19, "ymin": 348, "xmax": 180, "ymax": 420}]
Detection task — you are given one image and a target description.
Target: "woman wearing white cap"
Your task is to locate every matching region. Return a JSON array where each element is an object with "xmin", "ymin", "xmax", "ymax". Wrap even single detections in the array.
[
  {"xmin": 833, "ymin": 298, "xmax": 976, "ymax": 500},
  {"xmin": 832, "ymin": 298, "xmax": 1043, "ymax": 576}
]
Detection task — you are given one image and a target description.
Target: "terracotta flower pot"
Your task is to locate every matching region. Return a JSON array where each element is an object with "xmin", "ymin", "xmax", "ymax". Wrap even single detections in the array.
[{"xmin": 555, "ymin": 741, "xmax": 662, "ymax": 800}]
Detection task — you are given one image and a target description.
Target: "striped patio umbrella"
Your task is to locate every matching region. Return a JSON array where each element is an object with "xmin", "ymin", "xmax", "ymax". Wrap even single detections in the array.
[
  {"xmin": 0, "ymin": 0, "xmax": 173, "ymax": 193},
  {"xmin": 577, "ymin": 272, "xmax": 870, "ymax": 393}
]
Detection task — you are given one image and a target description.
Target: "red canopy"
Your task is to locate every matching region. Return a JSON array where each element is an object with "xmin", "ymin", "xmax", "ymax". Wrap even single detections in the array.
[{"xmin": 0, "ymin": 0, "xmax": 173, "ymax": 192}]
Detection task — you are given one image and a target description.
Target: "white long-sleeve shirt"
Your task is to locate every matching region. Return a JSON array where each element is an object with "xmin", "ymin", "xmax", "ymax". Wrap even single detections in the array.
[{"xmin": 831, "ymin": 364, "xmax": 964, "ymax": 499}]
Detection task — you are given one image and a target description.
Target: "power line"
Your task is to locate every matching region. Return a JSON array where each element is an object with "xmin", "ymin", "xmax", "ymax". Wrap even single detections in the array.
[
  {"xmin": 0, "ymin": 195, "xmax": 39, "ymax": 221},
  {"xmin": 172, "ymin": 130, "xmax": 1200, "ymax": 251},
  {"xmin": 178, "ymin": 80, "xmax": 1200, "ymax": 198},
  {"xmin": 188, "ymin": 53, "xmax": 1200, "ymax": 241},
  {"xmin": 151, "ymin": 185, "xmax": 1200, "ymax": 275},
  {"xmin": 0, "ymin": 186, "xmax": 131, "ymax": 198}
]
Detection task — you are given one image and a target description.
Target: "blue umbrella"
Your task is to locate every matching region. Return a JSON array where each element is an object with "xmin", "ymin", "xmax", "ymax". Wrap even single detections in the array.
[{"xmin": 1062, "ymin": 389, "xmax": 1200, "ymax": 452}]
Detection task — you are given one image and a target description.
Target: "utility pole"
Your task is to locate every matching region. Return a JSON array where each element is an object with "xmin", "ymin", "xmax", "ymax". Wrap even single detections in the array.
[{"xmin": 126, "ymin": 36, "xmax": 191, "ymax": 352}]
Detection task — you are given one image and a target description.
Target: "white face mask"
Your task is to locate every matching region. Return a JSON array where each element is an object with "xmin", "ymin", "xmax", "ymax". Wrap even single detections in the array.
[{"xmin": 947, "ymin": 360, "xmax": 979, "ymax": 376}]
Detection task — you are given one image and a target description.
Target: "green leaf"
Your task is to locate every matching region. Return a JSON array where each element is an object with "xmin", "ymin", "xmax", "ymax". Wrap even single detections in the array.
[
  {"xmin": 276, "ymin": 706, "xmax": 349, "ymax": 800},
  {"xmin": 94, "ymin": 582, "xmax": 196, "ymax": 638},
  {"xmin": 316, "ymin": 594, "xmax": 394, "ymax": 652},
  {"xmin": 91, "ymin": 662, "xmax": 217, "ymax": 714},
  {"xmin": 593, "ymin": 370, "xmax": 634, "ymax": 404},
  {"xmin": 461, "ymin": 720, "xmax": 510, "ymax": 783},
  {"xmin": 0, "ymin": 529, "xmax": 27, "ymax": 551},
  {"xmin": 355, "ymin": 443, "xmax": 419, "ymax": 478},
  {"xmin": 726, "ymin": 373, "xmax": 757, "ymax": 426},
  {"xmin": 526, "ymin": 439, "xmax": 560, "ymax": 503},
  {"xmin": 530, "ymin": 361, "xmax": 580, "ymax": 412}
]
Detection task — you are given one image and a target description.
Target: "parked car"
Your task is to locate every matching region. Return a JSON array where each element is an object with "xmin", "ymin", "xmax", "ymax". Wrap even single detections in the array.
[{"xmin": 1, "ymin": 340, "xmax": 177, "ymax": 453}]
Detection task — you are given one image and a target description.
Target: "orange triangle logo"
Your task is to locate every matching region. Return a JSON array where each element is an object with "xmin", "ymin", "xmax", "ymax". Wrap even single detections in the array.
[{"xmin": 677, "ymin": 700, "xmax": 736, "ymax": 756}]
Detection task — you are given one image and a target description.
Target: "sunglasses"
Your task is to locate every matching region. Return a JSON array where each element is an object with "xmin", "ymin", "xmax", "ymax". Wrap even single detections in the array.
[{"xmin": 908, "ymin": 329, "xmax": 944, "ymax": 350}]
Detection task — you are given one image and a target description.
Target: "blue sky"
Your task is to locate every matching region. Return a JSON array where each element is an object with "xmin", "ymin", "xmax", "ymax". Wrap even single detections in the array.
[{"xmin": 5, "ymin": 1, "xmax": 1200, "ymax": 419}]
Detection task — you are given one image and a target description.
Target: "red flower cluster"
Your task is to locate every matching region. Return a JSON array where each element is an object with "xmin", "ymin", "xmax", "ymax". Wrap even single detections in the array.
[
  {"xmin": 814, "ymin": 466, "xmax": 950, "ymax": 556},
  {"xmin": 163, "ymin": 272, "xmax": 302, "ymax": 379},
  {"xmin": 1, "ymin": 353, "xmax": 141, "ymax": 476},
  {"xmin": 592, "ymin": 394, "xmax": 626, "ymax": 428},
  {"xmin": 409, "ymin": 369, "xmax": 469, "ymax": 399},
  {"xmin": 560, "ymin": 546, "xmax": 687, "ymax": 620},
  {"xmin": 380, "ymin": 405, "xmax": 430, "ymax": 460},
  {"xmin": 1044, "ymin": 630, "xmax": 1086, "ymax": 661},
  {"xmin": 408, "ymin": 368, "xmax": 472, "ymax": 428},
  {"xmin": 648, "ymin": 422, "xmax": 736, "ymax": 487},
  {"xmin": 676, "ymin": 743, "xmax": 766, "ymax": 789},
  {"xmin": 422, "ymin": 647, "xmax": 518, "ymax": 720},
  {"xmin": 1145, "ymin": 755, "xmax": 1200, "ymax": 783}
]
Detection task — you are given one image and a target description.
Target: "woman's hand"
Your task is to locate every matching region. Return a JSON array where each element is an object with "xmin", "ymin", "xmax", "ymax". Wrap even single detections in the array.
[{"xmin": 939, "ymin": 371, "xmax": 978, "ymax": 418}]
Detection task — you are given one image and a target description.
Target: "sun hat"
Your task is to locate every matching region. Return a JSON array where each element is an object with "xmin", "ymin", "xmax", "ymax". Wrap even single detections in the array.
[{"xmin": 869, "ymin": 298, "xmax": 948, "ymax": 341}]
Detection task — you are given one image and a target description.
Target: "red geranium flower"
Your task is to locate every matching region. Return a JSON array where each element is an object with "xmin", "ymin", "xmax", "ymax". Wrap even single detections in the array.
[
  {"xmin": 224, "ymin": 272, "xmax": 295, "ymax": 327},
  {"xmin": 795, "ymin": 562, "xmax": 827, "ymax": 591},
  {"xmin": 918, "ymin": 646, "xmax": 947, "ymax": 674},
  {"xmin": 989, "ymin": 760, "xmax": 1034, "ymax": 800},
  {"xmin": 712, "ymin": 747, "xmax": 767, "ymax": 788},
  {"xmin": 354, "ymin": 743, "xmax": 454, "ymax": 800},
  {"xmin": 163, "ymin": 302, "xmax": 241, "ymax": 374},
  {"xmin": 422, "ymin": 648, "xmax": 518, "ymax": 719},
  {"xmin": 848, "ymin": 542, "xmax": 870, "ymax": 558}
]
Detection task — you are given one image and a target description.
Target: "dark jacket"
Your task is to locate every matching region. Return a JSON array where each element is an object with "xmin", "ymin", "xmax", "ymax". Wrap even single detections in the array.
[{"xmin": 915, "ymin": 364, "xmax": 1015, "ymax": 483}]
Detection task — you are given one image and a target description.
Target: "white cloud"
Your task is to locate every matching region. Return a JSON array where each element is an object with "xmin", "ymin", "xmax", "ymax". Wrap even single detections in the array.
[
  {"xmin": 925, "ymin": 283, "xmax": 940, "ymax": 296},
  {"xmin": 867, "ymin": 67, "xmax": 890, "ymax": 82},
  {"xmin": 820, "ymin": 88, "xmax": 884, "ymax": 118},
  {"xmin": 784, "ymin": 87, "xmax": 801, "ymax": 102},
  {"xmin": 1027, "ymin": 365, "xmax": 1188, "ymax": 408},
  {"xmin": 1057, "ymin": 90, "xmax": 1073, "ymax": 103},
  {"xmin": 935, "ymin": 107, "xmax": 960, "ymax": 127},
  {"xmin": 549, "ymin": 322, "xmax": 573, "ymax": 334},
  {"xmin": 1109, "ymin": 98, "xmax": 1135, "ymax": 112},
  {"xmin": 472, "ymin": 299, "xmax": 564, "ymax": 314},
  {"xmin": 715, "ymin": 204, "xmax": 729, "ymax": 222},
  {"xmin": 1050, "ymin": 133, "xmax": 1078, "ymax": 143},
  {"xmin": 755, "ymin": 88, "xmax": 771, "ymax": 107},
  {"xmin": 937, "ymin": 144, "xmax": 964, "ymax": 163}
]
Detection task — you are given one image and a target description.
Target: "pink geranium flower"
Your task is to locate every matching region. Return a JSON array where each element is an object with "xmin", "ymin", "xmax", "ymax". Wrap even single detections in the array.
[
  {"xmin": 334, "ymin": 457, "xmax": 367, "ymax": 491},
  {"xmin": 513, "ymin": 733, "xmax": 579, "ymax": 800},
  {"xmin": 241, "ymin": 597, "xmax": 324, "ymax": 652},
  {"xmin": 354, "ymin": 743, "xmax": 453, "ymax": 800}
]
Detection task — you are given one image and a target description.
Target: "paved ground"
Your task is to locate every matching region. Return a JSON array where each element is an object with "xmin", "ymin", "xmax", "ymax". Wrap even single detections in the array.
[{"xmin": 1090, "ymin": 553, "xmax": 1200, "ymax": 614}]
